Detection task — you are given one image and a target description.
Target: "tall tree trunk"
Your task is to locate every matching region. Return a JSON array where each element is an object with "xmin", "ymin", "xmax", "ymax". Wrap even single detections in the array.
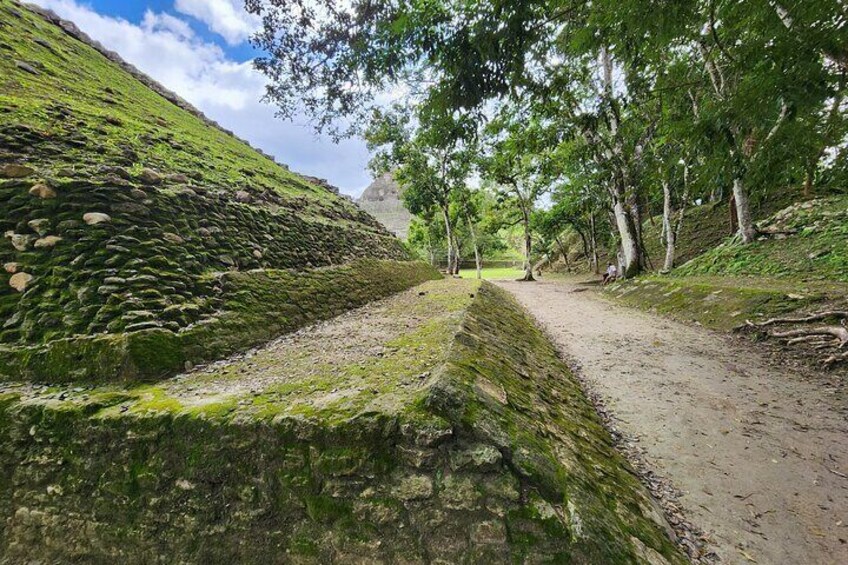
[
  {"xmin": 803, "ymin": 167, "xmax": 814, "ymax": 199},
  {"xmin": 600, "ymin": 46, "xmax": 640, "ymax": 276},
  {"xmin": 555, "ymin": 236, "xmax": 570, "ymax": 272},
  {"xmin": 699, "ymin": 38, "xmax": 756, "ymax": 246},
  {"xmin": 669, "ymin": 166, "xmax": 691, "ymax": 269},
  {"xmin": 465, "ymin": 212, "xmax": 482, "ymax": 280},
  {"xmin": 441, "ymin": 206, "xmax": 454, "ymax": 273},
  {"xmin": 423, "ymin": 229, "xmax": 435, "ymax": 266},
  {"xmin": 662, "ymin": 180, "xmax": 676, "ymax": 272},
  {"xmin": 451, "ymin": 233, "xmax": 461, "ymax": 275},
  {"xmin": 629, "ymin": 192, "xmax": 644, "ymax": 255},
  {"xmin": 589, "ymin": 212, "xmax": 599, "ymax": 274},
  {"xmin": 519, "ymin": 205, "xmax": 535, "ymax": 281},
  {"xmin": 612, "ymin": 197, "xmax": 641, "ymax": 278},
  {"xmin": 802, "ymin": 88, "xmax": 843, "ymax": 199},
  {"xmin": 728, "ymin": 191, "xmax": 738, "ymax": 236},
  {"xmin": 732, "ymin": 177, "xmax": 756, "ymax": 243},
  {"xmin": 575, "ymin": 228, "xmax": 589, "ymax": 263}
]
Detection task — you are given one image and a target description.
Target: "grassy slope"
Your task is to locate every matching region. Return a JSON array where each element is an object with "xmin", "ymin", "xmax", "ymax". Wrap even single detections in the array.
[
  {"xmin": 607, "ymin": 197, "xmax": 848, "ymax": 367},
  {"xmin": 675, "ymin": 195, "xmax": 848, "ymax": 282},
  {"xmin": 0, "ymin": 0, "xmax": 369, "ymax": 222},
  {"xmin": 554, "ymin": 187, "xmax": 808, "ymax": 274},
  {"xmin": 608, "ymin": 275, "xmax": 847, "ymax": 332},
  {"xmin": 640, "ymin": 189, "xmax": 803, "ymax": 269}
]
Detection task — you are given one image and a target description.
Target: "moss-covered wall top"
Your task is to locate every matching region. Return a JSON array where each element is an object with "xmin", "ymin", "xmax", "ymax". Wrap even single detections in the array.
[{"xmin": 0, "ymin": 259, "xmax": 441, "ymax": 384}]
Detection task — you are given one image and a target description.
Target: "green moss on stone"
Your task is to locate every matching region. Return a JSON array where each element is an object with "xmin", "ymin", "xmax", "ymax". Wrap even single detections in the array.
[
  {"xmin": 0, "ymin": 278, "xmax": 686, "ymax": 563},
  {"xmin": 1, "ymin": 259, "xmax": 439, "ymax": 383}
]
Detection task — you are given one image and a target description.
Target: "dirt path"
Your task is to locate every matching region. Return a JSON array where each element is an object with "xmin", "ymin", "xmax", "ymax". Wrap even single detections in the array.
[{"xmin": 497, "ymin": 278, "xmax": 848, "ymax": 565}]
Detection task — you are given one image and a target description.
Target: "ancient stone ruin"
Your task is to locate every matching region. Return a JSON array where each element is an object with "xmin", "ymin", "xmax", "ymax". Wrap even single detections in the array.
[
  {"xmin": 0, "ymin": 1, "xmax": 685, "ymax": 562},
  {"xmin": 357, "ymin": 172, "xmax": 414, "ymax": 239}
]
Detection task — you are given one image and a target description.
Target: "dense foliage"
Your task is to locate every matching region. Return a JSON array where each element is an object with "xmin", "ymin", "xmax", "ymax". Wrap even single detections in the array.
[{"xmin": 250, "ymin": 0, "xmax": 848, "ymax": 277}]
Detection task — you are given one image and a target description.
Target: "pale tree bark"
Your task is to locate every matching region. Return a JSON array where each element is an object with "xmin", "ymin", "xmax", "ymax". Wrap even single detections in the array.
[
  {"xmin": 661, "ymin": 167, "xmax": 692, "ymax": 271},
  {"xmin": 441, "ymin": 206, "xmax": 455, "ymax": 273},
  {"xmin": 698, "ymin": 27, "xmax": 792, "ymax": 245},
  {"xmin": 698, "ymin": 35, "xmax": 756, "ymax": 243},
  {"xmin": 519, "ymin": 203, "xmax": 535, "ymax": 281},
  {"xmin": 730, "ymin": 98, "xmax": 786, "ymax": 241},
  {"xmin": 599, "ymin": 46, "xmax": 644, "ymax": 276},
  {"xmin": 673, "ymin": 166, "xmax": 691, "ymax": 259},
  {"xmin": 661, "ymin": 180, "xmax": 676, "ymax": 272},
  {"xmin": 733, "ymin": 101, "xmax": 789, "ymax": 243},
  {"xmin": 451, "ymin": 233, "xmax": 461, "ymax": 274},
  {"xmin": 732, "ymin": 177, "xmax": 756, "ymax": 243},
  {"xmin": 425, "ymin": 229, "xmax": 435, "ymax": 266},
  {"xmin": 464, "ymin": 211, "xmax": 482, "ymax": 279},
  {"xmin": 613, "ymin": 197, "xmax": 641, "ymax": 277},
  {"xmin": 588, "ymin": 212, "xmax": 599, "ymax": 274}
]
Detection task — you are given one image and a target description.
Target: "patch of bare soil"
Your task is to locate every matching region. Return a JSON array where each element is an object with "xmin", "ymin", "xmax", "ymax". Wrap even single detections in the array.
[{"xmin": 498, "ymin": 278, "xmax": 848, "ymax": 565}]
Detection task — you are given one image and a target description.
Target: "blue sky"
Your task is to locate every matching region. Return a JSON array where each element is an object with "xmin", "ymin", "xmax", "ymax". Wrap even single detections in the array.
[{"xmin": 30, "ymin": 0, "xmax": 374, "ymax": 197}]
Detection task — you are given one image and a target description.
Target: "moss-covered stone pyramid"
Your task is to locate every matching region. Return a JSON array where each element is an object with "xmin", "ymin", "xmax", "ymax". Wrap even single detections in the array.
[
  {"xmin": 0, "ymin": 0, "xmax": 437, "ymax": 382},
  {"xmin": 0, "ymin": 2, "xmax": 687, "ymax": 562}
]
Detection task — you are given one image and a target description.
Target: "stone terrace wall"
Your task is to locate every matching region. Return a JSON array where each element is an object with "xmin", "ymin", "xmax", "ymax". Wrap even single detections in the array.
[
  {"xmin": 0, "ymin": 259, "xmax": 439, "ymax": 383},
  {"xmin": 0, "ymin": 172, "xmax": 409, "ymax": 345},
  {"xmin": 0, "ymin": 282, "xmax": 686, "ymax": 563}
]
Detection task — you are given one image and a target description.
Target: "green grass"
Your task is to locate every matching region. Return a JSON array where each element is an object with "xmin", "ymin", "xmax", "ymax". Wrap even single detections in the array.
[
  {"xmin": 607, "ymin": 275, "xmax": 847, "ymax": 331},
  {"xmin": 459, "ymin": 267, "xmax": 526, "ymax": 280},
  {"xmin": 675, "ymin": 196, "xmax": 848, "ymax": 282},
  {"xmin": 0, "ymin": 0, "xmax": 370, "ymax": 222}
]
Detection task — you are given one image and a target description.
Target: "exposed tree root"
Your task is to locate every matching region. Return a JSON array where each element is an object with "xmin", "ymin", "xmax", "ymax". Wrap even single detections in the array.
[
  {"xmin": 824, "ymin": 350, "xmax": 848, "ymax": 367},
  {"xmin": 738, "ymin": 311, "xmax": 848, "ymax": 368},
  {"xmin": 770, "ymin": 327, "xmax": 848, "ymax": 348},
  {"xmin": 742, "ymin": 311, "xmax": 848, "ymax": 329},
  {"xmin": 786, "ymin": 335, "xmax": 830, "ymax": 346},
  {"xmin": 517, "ymin": 270, "xmax": 536, "ymax": 282},
  {"xmin": 758, "ymin": 227, "xmax": 799, "ymax": 236}
]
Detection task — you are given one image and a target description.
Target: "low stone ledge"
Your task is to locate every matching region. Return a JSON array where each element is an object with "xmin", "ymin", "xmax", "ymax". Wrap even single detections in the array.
[{"xmin": 0, "ymin": 259, "xmax": 440, "ymax": 384}]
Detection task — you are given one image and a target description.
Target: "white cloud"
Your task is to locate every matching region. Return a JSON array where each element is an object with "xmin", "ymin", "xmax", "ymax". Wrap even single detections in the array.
[
  {"xmin": 174, "ymin": 0, "xmax": 260, "ymax": 45},
  {"xmin": 141, "ymin": 10, "xmax": 195, "ymax": 40},
  {"xmin": 27, "ymin": 0, "xmax": 373, "ymax": 196}
]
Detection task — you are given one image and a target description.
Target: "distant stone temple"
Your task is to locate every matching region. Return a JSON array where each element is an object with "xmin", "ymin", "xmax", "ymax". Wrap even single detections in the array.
[{"xmin": 357, "ymin": 173, "xmax": 413, "ymax": 239}]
